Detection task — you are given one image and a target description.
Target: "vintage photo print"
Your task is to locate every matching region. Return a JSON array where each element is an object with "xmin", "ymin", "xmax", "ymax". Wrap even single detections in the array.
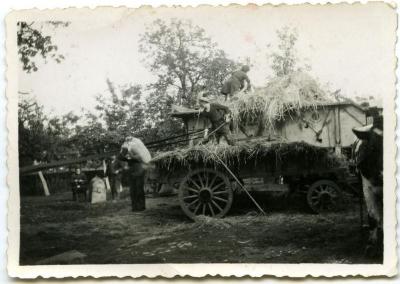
[{"xmin": 6, "ymin": 2, "xmax": 397, "ymax": 278}]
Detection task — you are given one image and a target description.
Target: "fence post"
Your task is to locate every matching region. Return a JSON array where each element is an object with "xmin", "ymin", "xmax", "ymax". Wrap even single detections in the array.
[{"xmin": 34, "ymin": 160, "xmax": 50, "ymax": 196}]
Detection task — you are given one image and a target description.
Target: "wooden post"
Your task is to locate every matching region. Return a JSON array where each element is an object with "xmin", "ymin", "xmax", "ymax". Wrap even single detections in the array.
[
  {"xmin": 103, "ymin": 159, "xmax": 111, "ymax": 194},
  {"xmin": 334, "ymin": 106, "xmax": 341, "ymax": 156},
  {"xmin": 34, "ymin": 160, "xmax": 50, "ymax": 196}
]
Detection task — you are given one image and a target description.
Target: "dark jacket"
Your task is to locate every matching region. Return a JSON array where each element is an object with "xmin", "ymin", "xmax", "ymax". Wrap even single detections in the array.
[
  {"xmin": 203, "ymin": 103, "xmax": 231, "ymax": 128},
  {"xmin": 109, "ymin": 159, "xmax": 123, "ymax": 176},
  {"xmin": 221, "ymin": 70, "xmax": 251, "ymax": 95},
  {"xmin": 118, "ymin": 152, "xmax": 146, "ymax": 177},
  {"xmin": 71, "ymin": 173, "xmax": 88, "ymax": 190},
  {"xmin": 231, "ymin": 70, "xmax": 251, "ymax": 89}
]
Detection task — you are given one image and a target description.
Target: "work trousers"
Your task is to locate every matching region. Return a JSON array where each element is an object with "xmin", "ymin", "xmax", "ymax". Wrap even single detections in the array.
[
  {"xmin": 221, "ymin": 77, "xmax": 241, "ymax": 99},
  {"xmin": 216, "ymin": 123, "xmax": 235, "ymax": 146},
  {"xmin": 72, "ymin": 187, "xmax": 87, "ymax": 202},
  {"xmin": 129, "ymin": 173, "xmax": 146, "ymax": 211},
  {"xmin": 206, "ymin": 123, "xmax": 235, "ymax": 146},
  {"xmin": 110, "ymin": 175, "xmax": 122, "ymax": 200}
]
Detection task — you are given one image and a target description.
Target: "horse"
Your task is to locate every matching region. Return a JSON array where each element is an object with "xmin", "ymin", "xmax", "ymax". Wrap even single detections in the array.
[{"xmin": 352, "ymin": 116, "xmax": 383, "ymax": 256}]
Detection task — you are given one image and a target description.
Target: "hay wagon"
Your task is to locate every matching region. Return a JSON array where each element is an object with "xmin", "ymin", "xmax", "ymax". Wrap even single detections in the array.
[
  {"xmin": 149, "ymin": 100, "xmax": 368, "ymax": 220},
  {"xmin": 151, "ymin": 139, "xmax": 349, "ymax": 220}
]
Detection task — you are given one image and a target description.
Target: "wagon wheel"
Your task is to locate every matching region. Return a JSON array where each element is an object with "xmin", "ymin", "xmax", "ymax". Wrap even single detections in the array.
[
  {"xmin": 307, "ymin": 180, "xmax": 342, "ymax": 213},
  {"xmin": 179, "ymin": 168, "xmax": 233, "ymax": 220}
]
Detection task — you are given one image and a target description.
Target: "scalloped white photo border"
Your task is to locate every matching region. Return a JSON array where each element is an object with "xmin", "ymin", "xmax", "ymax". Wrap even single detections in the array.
[{"xmin": 5, "ymin": 3, "xmax": 398, "ymax": 278}]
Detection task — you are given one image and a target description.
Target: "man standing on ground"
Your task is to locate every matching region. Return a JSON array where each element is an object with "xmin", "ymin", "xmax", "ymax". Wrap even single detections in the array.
[
  {"xmin": 221, "ymin": 65, "xmax": 252, "ymax": 100},
  {"xmin": 109, "ymin": 155, "xmax": 123, "ymax": 200},
  {"xmin": 199, "ymin": 97, "xmax": 235, "ymax": 145},
  {"xmin": 70, "ymin": 167, "xmax": 88, "ymax": 201},
  {"xmin": 118, "ymin": 137, "xmax": 151, "ymax": 211}
]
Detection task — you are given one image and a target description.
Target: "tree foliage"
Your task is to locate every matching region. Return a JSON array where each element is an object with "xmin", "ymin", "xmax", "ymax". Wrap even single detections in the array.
[
  {"xmin": 17, "ymin": 21, "xmax": 67, "ymax": 72},
  {"xmin": 269, "ymin": 26, "xmax": 310, "ymax": 77},
  {"xmin": 139, "ymin": 19, "xmax": 238, "ymax": 107},
  {"xmin": 70, "ymin": 80, "xmax": 149, "ymax": 155},
  {"xmin": 96, "ymin": 79, "xmax": 145, "ymax": 134},
  {"xmin": 18, "ymin": 96, "xmax": 79, "ymax": 166}
]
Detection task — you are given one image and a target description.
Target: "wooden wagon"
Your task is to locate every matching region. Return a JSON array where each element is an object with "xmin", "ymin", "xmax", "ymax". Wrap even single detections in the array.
[{"xmin": 151, "ymin": 139, "xmax": 350, "ymax": 219}]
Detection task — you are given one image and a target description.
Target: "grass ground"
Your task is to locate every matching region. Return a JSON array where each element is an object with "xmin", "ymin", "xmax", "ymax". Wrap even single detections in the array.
[{"xmin": 19, "ymin": 191, "xmax": 381, "ymax": 265}]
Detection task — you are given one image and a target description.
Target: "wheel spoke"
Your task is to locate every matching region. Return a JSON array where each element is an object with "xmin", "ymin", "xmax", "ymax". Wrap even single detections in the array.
[
  {"xmin": 187, "ymin": 198, "xmax": 199, "ymax": 207},
  {"xmin": 328, "ymin": 188, "xmax": 337, "ymax": 197},
  {"xmin": 196, "ymin": 174, "xmax": 205, "ymax": 188},
  {"xmin": 211, "ymin": 181, "xmax": 225, "ymax": 191},
  {"xmin": 189, "ymin": 178, "xmax": 202, "ymax": 190},
  {"xmin": 194, "ymin": 203, "xmax": 201, "ymax": 214},
  {"xmin": 208, "ymin": 203, "xmax": 215, "ymax": 217},
  {"xmin": 204, "ymin": 172, "xmax": 209, "ymax": 187},
  {"xmin": 213, "ymin": 190, "xmax": 228, "ymax": 195},
  {"xmin": 312, "ymin": 199, "xmax": 320, "ymax": 206},
  {"xmin": 202, "ymin": 204, "xmax": 206, "ymax": 215},
  {"xmin": 211, "ymin": 200, "xmax": 223, "ymax": 212},
  {"xmin": 208, "ymin": 174, "xmax": 218, "ymax": 188},
  {"xmin": 213, "ymin": 196, "xmax": 228, "ymax": 203},
  {"xmin": 183, "ymin": 195, "xmax": 198, "ymax": 200},
  {"xmin": 186, "ymin": 187, "xmax": 199, "ymax": 194}
]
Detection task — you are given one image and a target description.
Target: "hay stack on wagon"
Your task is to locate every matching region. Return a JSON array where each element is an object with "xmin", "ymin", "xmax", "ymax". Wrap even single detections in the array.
[
  {"xmin": 216, "ymin": 71, "xmax": 333, "ymax": 130},
  {"xmin": 151, "ymin": 138, "xmax": 343, "ymax": 171}
]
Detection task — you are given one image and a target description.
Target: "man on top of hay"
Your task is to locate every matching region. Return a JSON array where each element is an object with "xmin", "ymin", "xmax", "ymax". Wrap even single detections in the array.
[
  {"xmin": 199, "ymin": 97, "xmax": 235, "ymax": 146},
  {"xmin": 221, "ymin": 65, "xmax": 252, "ymax": 100}
]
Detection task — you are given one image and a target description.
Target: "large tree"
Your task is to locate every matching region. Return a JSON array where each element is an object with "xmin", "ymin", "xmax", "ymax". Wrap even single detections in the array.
[
  {"xmin": 139, "ymin": 19, "xmax": 238, "ymax": 107},
  {"xmin": 269, "ymin": 26, "xmax": 310, "ymax": 77}
]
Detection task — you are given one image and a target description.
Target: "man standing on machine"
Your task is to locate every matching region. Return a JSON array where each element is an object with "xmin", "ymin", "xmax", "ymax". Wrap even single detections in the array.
[{"xmin": 199, "ymin": 97, "xmax": 235, "ymax": 146}]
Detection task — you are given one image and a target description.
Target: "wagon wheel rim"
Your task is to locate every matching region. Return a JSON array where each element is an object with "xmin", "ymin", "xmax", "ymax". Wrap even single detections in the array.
[
  {"xmin": 179, "ymin": 168, "xmax": 233, "ymax": 220},
  {"xmin": 307, "ymin": 180, "xmax": 342, "ymax": 213}
]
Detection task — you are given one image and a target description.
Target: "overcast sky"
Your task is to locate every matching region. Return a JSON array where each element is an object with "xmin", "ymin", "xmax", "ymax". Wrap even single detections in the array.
[{"xmin": 18, "ymin": 3, "xmax": 396, "ymax": 115}]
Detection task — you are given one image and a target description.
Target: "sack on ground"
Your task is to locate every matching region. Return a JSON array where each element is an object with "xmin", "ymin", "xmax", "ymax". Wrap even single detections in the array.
[{"xmin": 90, "ymin": 176, "xmax": 107, "ymax": 204}]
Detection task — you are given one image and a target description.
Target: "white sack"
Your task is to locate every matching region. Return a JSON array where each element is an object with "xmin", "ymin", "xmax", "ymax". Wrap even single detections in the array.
[
  {"xmin": 90, "ymin": 176, "xmax": 107, "ymax": 204},
  {"xmin": 121, "ymin": 137, "xmax": 151, "ymax": 164}
]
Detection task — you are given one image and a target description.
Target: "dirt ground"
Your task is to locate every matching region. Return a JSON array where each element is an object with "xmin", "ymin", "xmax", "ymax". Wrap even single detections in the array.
[{"xmin": 20, "ymin": 191, "xmax": 382, "ymax": 265}]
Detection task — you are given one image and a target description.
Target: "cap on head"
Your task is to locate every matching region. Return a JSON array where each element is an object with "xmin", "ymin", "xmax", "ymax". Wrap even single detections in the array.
[{"xmin": 241, "ymin": 65, "xmax": 250, "ymax": 72}]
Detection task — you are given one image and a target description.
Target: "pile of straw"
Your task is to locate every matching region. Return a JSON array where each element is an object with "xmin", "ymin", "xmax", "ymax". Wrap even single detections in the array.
[
  {"xmin": 151, "ymin": 138, "xmax": 342, "ymax": 171},
  {"xmin": 216, "ymin": 72, "xmax": 332, "ymax": 129}
]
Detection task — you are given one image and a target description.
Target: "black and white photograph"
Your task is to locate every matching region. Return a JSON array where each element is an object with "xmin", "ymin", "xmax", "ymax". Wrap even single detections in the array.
[{"xmin": 6, "ymin": 2, "xmax": 397, "ymax": 278}]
